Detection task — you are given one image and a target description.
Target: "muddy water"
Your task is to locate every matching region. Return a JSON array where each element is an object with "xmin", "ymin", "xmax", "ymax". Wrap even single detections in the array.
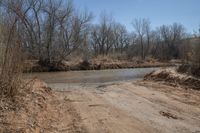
[{"xmin": 26, "ymin": 68, "xmax": 159, "ymax": 88}]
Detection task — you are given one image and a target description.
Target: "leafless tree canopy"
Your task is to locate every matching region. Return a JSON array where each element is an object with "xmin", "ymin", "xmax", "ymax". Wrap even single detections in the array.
[
  {"xmin": 0, "ymin": 0, "xmax": 92, "ymax": 63},
  {"xmin": 0, "ymin": 0, "xmax": 199, "ymax": 64}
]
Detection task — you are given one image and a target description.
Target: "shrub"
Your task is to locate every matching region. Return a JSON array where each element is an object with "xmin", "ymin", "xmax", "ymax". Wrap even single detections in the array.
[{"xmin": 0, "ymin": 41, "xmax": 24, "ymax": 101}]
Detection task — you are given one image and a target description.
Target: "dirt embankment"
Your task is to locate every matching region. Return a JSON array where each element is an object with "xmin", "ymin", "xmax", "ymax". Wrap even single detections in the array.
[
  {"xmin": 0, "ymin": 79, "xmax": 86, "ymax": 133},
  {"xmin": 144, "ymin": 68, "xmax": 200, "ymax": 90},
  {"xmin": 24, "ymin": 58, "xmax": 175, "ymax": 72}
]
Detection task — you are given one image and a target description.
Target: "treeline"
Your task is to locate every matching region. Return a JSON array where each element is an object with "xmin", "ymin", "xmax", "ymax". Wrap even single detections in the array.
[{"xmin": 0, "ymin": 0, "xmax": 199, "ymax": 65}]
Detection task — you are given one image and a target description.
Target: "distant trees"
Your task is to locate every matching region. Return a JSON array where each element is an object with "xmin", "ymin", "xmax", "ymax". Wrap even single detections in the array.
[
  {"xmin": 177, "ymin": 27, "xmax": 200, "ymax": 77},
  {"xmin": 0, "ymin": 0, "xmax": 197, "ymax": 63},
  {"xmin": 179, "ymin": 38, "xmax": 192, "ymax": 63},
  {"xmin": 158, "ymin": 23, "xmax": 186, "ymax": 60},
  {"xmin": 112, "ymin": 23, "xmax": 129, "ymax": 54},
  {"xmin": 90, "ymin": 13, "xmax": 114, "ymax": 56},
  {"xmin": 90, "ymin": 13, "xmax": 130, "ymax": 57},
  {"xmin": 131, "ymin": 19, "xmax": 186, "ymax": 60},
  {"xmin": 193, "ymin": 43, "xmax": 200, "ymax": 66},
  {"xmin": 132, "ymin": 18, "xmax": 151, "ymax": 60},
  {"xmin": 193, "ymin": 27, "xmax": 200, "ymax": 66}
]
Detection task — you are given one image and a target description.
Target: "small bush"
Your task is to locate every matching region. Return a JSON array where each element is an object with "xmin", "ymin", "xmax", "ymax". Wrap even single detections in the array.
[{"xmin": 80, "ymin": 60, "xmax": 91, "ymax": 70}]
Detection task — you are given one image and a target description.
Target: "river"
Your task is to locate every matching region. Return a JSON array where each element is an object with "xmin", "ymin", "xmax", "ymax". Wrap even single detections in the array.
[{"xmin": 25, "ymin": 68, "xmax": 159, "ymax": 90}]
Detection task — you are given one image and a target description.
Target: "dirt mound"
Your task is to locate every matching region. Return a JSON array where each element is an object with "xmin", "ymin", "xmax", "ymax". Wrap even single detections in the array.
[
  {"xmin": 144, "ymin": 68, "xmax": 200, "ymax": 90},
  {"xmin": 0, "ymin": 79, "xmax": 53, "ymax": 132},
  {"xmin": 0, "ymin": 79, "xmax": 87, "ymax": 133}
]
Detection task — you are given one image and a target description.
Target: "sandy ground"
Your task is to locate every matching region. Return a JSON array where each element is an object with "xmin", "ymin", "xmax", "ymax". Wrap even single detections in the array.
[
  {"xmin": 52, "ymin": 81, "xmax": 200, "ymax": 133},
  {"xmin": 1, "ymin": 80, "xmax": 200, "ymax": 133}
]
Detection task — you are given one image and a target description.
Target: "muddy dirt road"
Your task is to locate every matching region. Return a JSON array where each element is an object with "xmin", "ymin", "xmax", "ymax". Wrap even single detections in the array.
[{"xmin": 51, "ymin": 81, "xmax": 200, "ymax": 133}]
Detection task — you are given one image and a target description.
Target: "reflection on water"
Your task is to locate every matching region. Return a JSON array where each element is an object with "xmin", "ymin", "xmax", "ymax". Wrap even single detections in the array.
[
  {"xmin": 25, "ymin": 68, "xmax": 159, "ymax": 84},
  {"xmin": 25, "ymin": 68, "xmax": 159, "ymax": 90}
]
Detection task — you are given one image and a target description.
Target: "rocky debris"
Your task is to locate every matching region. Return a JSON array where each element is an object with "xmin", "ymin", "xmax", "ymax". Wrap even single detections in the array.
[{"xmin": 159, "ymin": 111, "xmax": 179, "ymax": 119}]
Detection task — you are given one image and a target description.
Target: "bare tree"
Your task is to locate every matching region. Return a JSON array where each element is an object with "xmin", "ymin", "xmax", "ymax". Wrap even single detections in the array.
[
  {"xmin": 0, "ymin": 0, "xmax": 193, "ymax": 65},
  {"xmin": 144, "ymin": 20, "xmax": 151, "ymax": 56},
  {"xmin": 113, "ymin": 23, "xmax": 129, "ymax": 54},
  {"xmin": 193, "ymin": 26, "xmax": 200, "ymax": 66},
  {"xmin": 91, "ymin": 13, "xmax": 114, "ymax": 56},
  {"xmin": 132, "ymin": 18, "xmax": 151, "ymax": 60},
  {"xmin": 0, "ymin": 0, "xmax": 92, "ymax": 63},
  {"xmin": 159, "ymin": 23, "xmax": 185, "ymax": 60},
  {"xmin": 0, "ymin": 5, "xmax": 24, "ymax": 98}
]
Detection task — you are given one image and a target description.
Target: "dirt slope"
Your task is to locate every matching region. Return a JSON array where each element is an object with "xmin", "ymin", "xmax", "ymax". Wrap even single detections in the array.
[{"xmin": 0, "ymin": 80, "xmax": 86, "ymax": 133}]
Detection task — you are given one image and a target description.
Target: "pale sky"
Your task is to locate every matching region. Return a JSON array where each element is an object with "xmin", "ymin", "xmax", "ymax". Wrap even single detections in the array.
[{"xmin": 74, "ymin": 0, "xmax": 200, "ymax": 33}]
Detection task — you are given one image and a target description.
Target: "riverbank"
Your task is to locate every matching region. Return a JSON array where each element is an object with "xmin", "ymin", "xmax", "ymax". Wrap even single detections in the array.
[
  {"xmin": 24, "ymin": 58, "xmax": 176, "ymax": 72},
  {"xmin": 0, "ymin": 79, "xmax": 86, "ymax": 132}
]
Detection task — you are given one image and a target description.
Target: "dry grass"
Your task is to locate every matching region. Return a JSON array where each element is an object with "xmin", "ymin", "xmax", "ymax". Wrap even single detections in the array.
[{"xmin": 25, "ymin": 55, "xmax": 174, "ymax": 72}]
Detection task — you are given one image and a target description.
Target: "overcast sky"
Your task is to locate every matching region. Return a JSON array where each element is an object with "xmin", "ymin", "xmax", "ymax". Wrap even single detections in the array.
[{"xmin": 73, "ymin": 0, "xmax": 200, "ymax": 33}]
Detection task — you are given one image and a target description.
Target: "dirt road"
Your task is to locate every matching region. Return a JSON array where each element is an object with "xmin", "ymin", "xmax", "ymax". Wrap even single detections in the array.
[{"xmin": 52, "ymin": 81, "xmax": 200, "ymax": 133}]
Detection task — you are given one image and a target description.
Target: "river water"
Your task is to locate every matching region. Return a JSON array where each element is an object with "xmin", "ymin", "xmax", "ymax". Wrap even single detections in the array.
[{"xmin": 25, "ymin": 68, "xmax": 159, "ymax": 89}]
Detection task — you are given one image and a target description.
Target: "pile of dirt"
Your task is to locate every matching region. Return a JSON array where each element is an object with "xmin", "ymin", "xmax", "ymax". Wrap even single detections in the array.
[
  {"xmin": 144, "ymin": 68, "xmax": 200, "ymax": 90},
  {"xmin": 0, "ymin": 79, "xmax": 87, "ymax": 133},
  {"xmin": 0, "ymin": 79, "xmax": 54, "ymax": 132}
]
